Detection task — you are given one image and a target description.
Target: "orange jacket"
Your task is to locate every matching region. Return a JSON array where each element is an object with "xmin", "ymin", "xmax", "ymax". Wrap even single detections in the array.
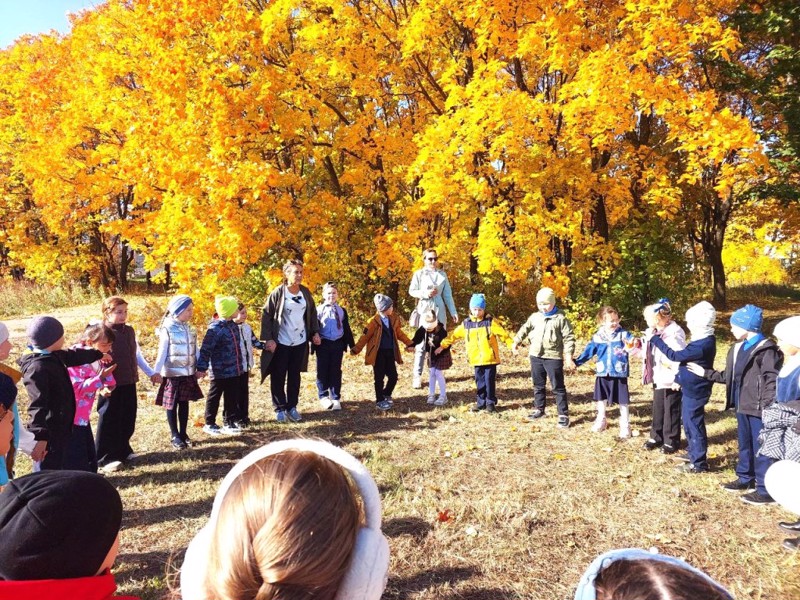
[{"xmin": 352, "ymin": 313, "xmax": 413, "ymax": 366}]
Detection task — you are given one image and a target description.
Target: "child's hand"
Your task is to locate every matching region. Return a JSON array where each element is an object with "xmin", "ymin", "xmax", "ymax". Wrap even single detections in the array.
[
  {"xmin": 511, "ymin": 343, "xmax": 519, "ymax": 356},
  {"xmin": 265, "ymin": 340, "xmax": 277, "ymax": 353},
  {"xmin": 196, "ymin": 371, "xmax": 207, "ymax": 380},
  {"xmin": 150, "ymin": 373, "xmax": 163, "ymax": 385},
  {"xmin": 686, "ymin": 362, "xmax": 704, "ymax": 377},
  {"xmin": 100, "ymin": 353, "xmax": 113, "ymax": 364},
  {"xmin": 31, "ymin": 440, "xmax": 48, "ymax": 462},
  {"xmin": 100, "ymin": 363, "xmax": 117, "ymax": 378},
  {"xmin": 564, "ymin": 358, "xmax": 576, "ymax": 372},
  {"xmin": 98, "ymin": 386, "xmax": 113, "ymax": 397},
  {"xmin": 311, "ymin": 333, "xmax": 321, "ymax": 346},
  {"xmin": 434, "ymin": 347, "xmax": 443, "ymax": 355}
]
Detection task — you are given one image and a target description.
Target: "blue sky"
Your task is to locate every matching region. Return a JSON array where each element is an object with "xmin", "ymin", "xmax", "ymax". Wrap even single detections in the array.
[{"xmin": 0, "ymin": 0, "xmax": 99, "ymax": 48}]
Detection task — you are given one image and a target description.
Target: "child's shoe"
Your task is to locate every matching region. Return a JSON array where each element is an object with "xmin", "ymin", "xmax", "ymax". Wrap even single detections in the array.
[
  {"xmin": 182, "ymin": 434, "xmax": 192, "ymax": 448},
  {"xmin": 412, "ymin": 376, "xmax": 422, "ymax": 389},
  {"xmin": 376, "ymin": 399, "xmax": 393, "ymax": 411},
  {"xmin": 275, "ymin": 410, "xmax": 287, "ymax": 424},
  {"xmin": 331, "ymin": 400, "xmax": 342, "ymax": 411},
  {"xmin": 619, "ymin": 426, "xmax": 632, "ymax": 439},
  {"xmin": 383, "ymin": 396, "xmax": 394, "ymax": 406},
  {"xmin": 528, "ymin": 408, "xmax": 545, "ymax": 419},
  {"xmin": 221, "ymin": 423, "xmax": 242, "ymax": 435},
  {"xmin": 486, "ymin": 403, "xmax": 497, "ymax": 413},
  {"xmin": 434, "ymin": 394, "xmax": 448, "ymax": 406},
  {"xmin": 470, "ymin": 403, "xmax": 486, "ymax": 412},
  {"xmin": 203, "ymin": 423, "xmax": 222, "ymax": 436},
  {"xmin": 171, "ymin": 436, "xmax": 187, "ymax": 450},
  {"xmin": 319, "ymin": 397, "xmax": 334, "ymax": 410},
  {"xmin": 557, "ymin": 415, "xmax": 570, "ymax": 428},
  {"xmin": 591, "ymin": 417, "xmax": 607, "ymax": 432},
  {"xmin": 427, "ymin": 394, "xmax": 437, "ymax": 405},
  {"xmin": 287, "ymin": 407, "xmax": 302, "ymax": 422}
]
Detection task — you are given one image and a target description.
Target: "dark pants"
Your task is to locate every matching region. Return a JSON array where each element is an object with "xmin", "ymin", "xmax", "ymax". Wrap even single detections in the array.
[
  {"xmin": 270, "ymin": 343, "xmax": 305, "ymax": 411},
  {"xmin": 373, "ymin": 349, "xmax": 397, "ymax": 402},
  {"xmin": 96, "ymin": 383, "xmax": 137, "ymax": 465},
  {"xmin": 736, "ymin": 412, "xmax": 774, "ymax": 495},
  {"xmin": 63, "ymin": 424, "xmax": 97, "ymax": 472},
  {"xmin": 237, "ymin": 372, "xmax": 250, "ymax": 423},
  {"xmin": 650, "ymin": 387, "xmax": 682, "ymax": 449},
  {"xmin": 316, "ymin": 339, "xmax": 345, "ymax": 400},
  {"xmin": 205, "ymin": 376, "xmax": 241, "ymax": 426},
  {"xmin": 474, "ymin": 365, "xmax": 497, "ymax": 407},
  {"xmin": 530, "ymin": 357, "xmax": 568, "ymax": 416},
  {"xmin": 682, "ymin": 395, "xmax": 709, "ymax": 470},
  {"xmin": 167, "ymin": 401, "xmax": 190, "ymax": 440},
  {"xmin": 40, "ymin": 429, "xmax": 71, "ymax": 471}
]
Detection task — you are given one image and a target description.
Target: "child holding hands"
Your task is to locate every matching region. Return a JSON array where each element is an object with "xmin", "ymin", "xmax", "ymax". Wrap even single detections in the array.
[
  {"xmin": 437, "ymin": 294, "xmax": 513, "ymax": 413},
  {"xmin": 574, "ymin": 306, "xmax": 639, "ymax": 438},
  {"xmin": 408, "ymin": 310, "xmax": 452, "ymax": 406},
  {"xmin": 66, "ymin": 322, "xmax": 117, "ymax": 472},
  {"xmin": 512, "ymin": 287, "xmax": 576, "ymax": 427},
  {"xmin": 352, "ymin": 294, "xmax": 413, "ymax": 411},
  {"xmin": 315, "ymin": 283, "xmax": 354, "ymax": 411}
]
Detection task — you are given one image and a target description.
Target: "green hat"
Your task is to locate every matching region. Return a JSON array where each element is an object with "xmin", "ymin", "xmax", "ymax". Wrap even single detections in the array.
[{"xmin": 215, "ymin": 296, "xmax": 239, "ymax": 319}]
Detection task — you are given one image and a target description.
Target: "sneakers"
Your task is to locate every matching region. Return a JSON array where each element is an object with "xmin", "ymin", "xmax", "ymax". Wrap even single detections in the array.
[
  {"xmin": 182, "ymin": 434, "xmax": 192, "ymax": 448},
  {"xmin": 383, "ymin": 396, "xmax": 394, "ymax": 407},
  {"xmin": 331, "ymin": 400, "xmax": 342, "ymax": 411},
  {"xmin": 528, "ymin": 408, "xmax": 545, "ymax": 419},
  {"xmin": 740, "ymin": 491, "xmax": 774, "ymax": 505},
  {"xmin": 643, "ymin": 439, "xmax": 661, "ymax": 450},
  {"xmin": 320, "ymin": 397, "xmax": 334, "ymax": 410},
  {"xmin": 287, "ymin": 407, "xmax": 302, "ymax": 422},
  {"xmin": 470, "ymin": 403, "xmax": 486, "ymax": 412},
  {"xmin": 412, "ymin": 377, "xmax": 422, "ymax": 389},
  {"xmin": 557, "ymin": 415, "xmax": 570, "ymax": 429},
  {"xmin": 221, "ymin": 424, "xmax": 242, "ymax": 435},
  {"xmin": 783, "ymin": 537, "xmax": 800, "ymax": 551},
  {"xmin": 100, "ymin": 460, "xmax": 123, "ymax": 473},
  {"xmin": 676, "ymin": 463, "xmax": 709, "ymax": 474},
  {"xmin": 171, "ymin": 436, "xmax": 187, "ymax": 450},
  {"xmin": 376, "ymin": 399, "xmax": 393, "ymax": 411},
  {"xmin": 434, "ymin": 395, "xmax": 448, "ymax": 406},
  {"xmin": 125, "ymin": 452, "xmax": 139, "ymax": 461},
  {"xmin": 720, "ymin": 479, "xmax": 755, "ymax": 493},
  {"xmin": 234, "ymin": 420, "xmax": 249, "ymax": 430},
  {"xmin": 275, "ymin": 410, "xmax": 287, "ymax": 423},
  {"xmin": 486, "ymin": 403, "xmax": 497, "ymax": 413},
  {"xmin": 778, "ymin": 520, "xmax": 800, "ymax": 533},
  {"xmin": 427, "ymin": 395, "xmax": 437, "ymax": 405},
  {"xmin": 619, "ymin": 426, "xmax": 632, "ymax": 439},
  {"xmin": 671, "ymin": 452, "xmax": 691, "ymax": 462},
  {"xmin": 661, "ymin": 444, "xmax": 678, "ymax": 455},
  {"xmin": 591, "ymin": 418, "xmax": 607, "ymax": 433},
  {"xmin": 203, "ymin": 424, "xmax": 223, "ymax": 436}
]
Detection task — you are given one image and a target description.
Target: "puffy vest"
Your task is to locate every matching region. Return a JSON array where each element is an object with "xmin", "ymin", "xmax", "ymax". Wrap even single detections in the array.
[{"xmin": 160, "ymin": 319, "xmax": 197, "ymax": 377}]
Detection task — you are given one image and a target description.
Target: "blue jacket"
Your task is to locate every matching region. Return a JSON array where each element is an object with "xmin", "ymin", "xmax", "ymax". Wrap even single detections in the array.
[
  {"xmin": 197, "ymin": 319, "xmax": 244, "ymax": 380},
  {"xmin": 650, "ymin": 335, "xmax": 717, "ymax": 399},
  {"xmin": 574, "ymin": 327, "xmax": 634, "ymax": 378},
  {"xmin": 777, "ymin": 364, "xmax": 800, "ymax": 404}
]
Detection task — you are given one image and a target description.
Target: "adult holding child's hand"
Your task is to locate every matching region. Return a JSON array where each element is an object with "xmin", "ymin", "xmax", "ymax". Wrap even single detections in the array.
[
  {"xmin": 260, "ymin": 259, "xmax": 321, "ymax": 424},
  {"xmin": 408, "ymin": 249, "xmax": 458, "ymax": 389}
]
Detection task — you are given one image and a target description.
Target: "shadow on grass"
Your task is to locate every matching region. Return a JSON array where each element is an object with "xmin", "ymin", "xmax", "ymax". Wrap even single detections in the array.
[
  {"xmin": 383, "ymin": 516, "xmax": 433, "ymax": 541},
  {"xmin": 383, "ymin": 566, "xmax": 480, "ymax": 600}
]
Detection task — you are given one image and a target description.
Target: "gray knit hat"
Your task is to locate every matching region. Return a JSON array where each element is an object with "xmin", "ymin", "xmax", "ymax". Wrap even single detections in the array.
[
  {"xmin": 26, "ymin": 316, "xmax": 64, "ymax": 350},
  {"xmin": 374, "ymin": 294, "xmax": 393, "ymax": 313}
]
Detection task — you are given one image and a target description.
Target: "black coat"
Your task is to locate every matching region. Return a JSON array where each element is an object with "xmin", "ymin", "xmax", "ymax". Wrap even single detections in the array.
[
  {"xmin": 703, "ymin": 338, "xmax": 782, "ymax": 417},
  {"xmin": 18, "ymin": 348, "xmax": 103, "ymax": 442}
]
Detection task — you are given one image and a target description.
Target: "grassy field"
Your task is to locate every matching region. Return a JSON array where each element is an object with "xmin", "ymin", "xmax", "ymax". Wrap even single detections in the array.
[{"xmin": 3, "ymin": 294, "xmax": 800, "ymax": 600}]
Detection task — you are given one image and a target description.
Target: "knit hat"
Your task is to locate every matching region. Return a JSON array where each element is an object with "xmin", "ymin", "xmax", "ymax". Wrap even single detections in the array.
[
  {"xmin": 536, "ymin": 287, "xmax": 556, "ymax": 305},
  {"xmin": 167, "ymin": 294, "xmax": 193, "ymax": 317},
  {"xmin": 215, "ymin": 296, "xmax": 239, "ymax": 319},
  {"xmin": 421, "ymin": 311, "xmax": 439, "ymax": 331},
  {"xmin": 469, "ymin": 293, "xmax": 486, "ymax": 310},
  {"xmin": 730, "ymin": 304, "xmax": 763, "ymax": 333},
  {"xmin": 374, "ymin": 294, "xmax": 393, "ymax": 313},
  {"xmin": 685, "ymin": 301, "xmax": 716, "ymax": 340},
  {"xmin": 774, "ymin": 316, "xmax": 800, "ymax": 349},
  {"xmin": 26, "ymin": 316, "xmax": 64, "ymax": 350},
  {"xmin": 0, "ymin": 321, "xmax": 8, "ymax": 345},
  {"xmin": 0, "ymin": 470, "xmax": 122, "ymax": 580}
]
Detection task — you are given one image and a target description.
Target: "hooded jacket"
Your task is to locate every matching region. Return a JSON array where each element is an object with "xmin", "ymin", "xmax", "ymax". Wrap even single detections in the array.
[
  {"xmin": 196, "ymin": 319, "xmax": 244, "ymax": 380},
  {"xmin": 702, "ymin": 338, "xmax": 782, "ymax": 417}
]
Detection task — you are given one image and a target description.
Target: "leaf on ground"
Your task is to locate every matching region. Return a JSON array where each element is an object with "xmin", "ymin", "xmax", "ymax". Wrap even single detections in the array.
[{"xmin": 437, "ymin": 509, "xmax": 453, "ymax": 522}]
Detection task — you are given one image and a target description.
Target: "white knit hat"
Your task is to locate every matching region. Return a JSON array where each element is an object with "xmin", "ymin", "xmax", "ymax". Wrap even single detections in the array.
[
  {"xmin": 774, "ymin": 316, "xmax": 800, "ymax": 349},
  {"xmin": 685, "ymin": 301, "xmax": 716, "ymax": 340}
]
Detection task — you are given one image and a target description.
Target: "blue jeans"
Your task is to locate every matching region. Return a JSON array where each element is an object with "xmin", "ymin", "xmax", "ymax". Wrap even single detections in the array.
[
  {"xmin": 682, "ymin": 395, "xmax": 709, "ymax": 470},
  {"xmin": 474, "ymin": 365, "xmax": 497, "ymax": 407},
  {"xmin": 736, "ymin": 412, "xmax": 774, "ymax": 495}
]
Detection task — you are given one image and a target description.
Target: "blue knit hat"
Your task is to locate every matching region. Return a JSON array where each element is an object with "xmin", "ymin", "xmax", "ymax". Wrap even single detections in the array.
[
  {"xmin": 167, "ymin": 294, "xmax": 193, "ymax": 317},
  {"xmin": 730, "ymin": 304, "xmax": 763, "ymax": 333},
  {"xmin": 469, "ymin": 294, "xmax": 486, "ymax": 310}
]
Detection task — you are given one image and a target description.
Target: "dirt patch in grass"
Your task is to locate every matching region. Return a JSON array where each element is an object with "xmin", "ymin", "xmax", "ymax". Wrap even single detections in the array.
[{"xmin": 5, "ymin": 297, "xmax": 800, "ymax": 599}]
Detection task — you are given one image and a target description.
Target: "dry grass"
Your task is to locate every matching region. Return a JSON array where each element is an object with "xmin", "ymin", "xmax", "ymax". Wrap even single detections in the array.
[{"xmin": 4, "ymin": 295, "xmax": 800, "ymax": 600}]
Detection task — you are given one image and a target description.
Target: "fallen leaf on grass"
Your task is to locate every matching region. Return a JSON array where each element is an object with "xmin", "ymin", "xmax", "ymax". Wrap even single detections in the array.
[
  {"xmin": 437, "ymin": 509, "xmax": 453, "ymax": 522},
  {"xmin": 553, "ymin": 453, "xmax": 568, "ymax": 460}
]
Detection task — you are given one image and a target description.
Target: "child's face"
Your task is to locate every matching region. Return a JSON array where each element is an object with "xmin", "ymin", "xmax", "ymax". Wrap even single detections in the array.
[
  {"xmin": 778, "ymin": 339, "xmax": 800, "ymax": 357},
  {"xmin": 177, "ymin": 304, "xmax": 195, "ymax": 323},
  {"xmin": 0, "ymin": 338, "xmax": 12, "ymax": 361},
  {"xmin": 537, "ymin": 300, "xmax": 554, "ymax": 313},
  {"xmin": 105, "ymin": 304, "xmax": 128, "ymax": 325},
  {"xmin": 93, "ymin": 336, "xmax": 113, "ymax": 354},
  {"xmin": 323, "ymin": 288, "xmax": 339, "ymax": 305},
  {"xmin": 233, "ymin": 307, "xmax": 246, "ymax": 324},
  {"xmin": 285, "ymin": 266, "xmax": 303, "ymax": 287},
  {"xmin": 602, "ymin": 313, "xmax": 620, "ymax": 334},
  {"xmin": 471, "ymin": 307, "xmax": 485, "ymax": 320},
  {"xmin": 730, "ymin": 324, "xmax": 748, "ymax": 341},
  {"xmin": 380, "ymin": 306, "xmax": 394, "ymax": 317}
]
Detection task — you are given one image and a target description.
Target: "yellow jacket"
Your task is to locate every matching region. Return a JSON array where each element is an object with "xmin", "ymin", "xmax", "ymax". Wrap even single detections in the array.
[{"xmin": 440, "ymin": 315, "xmax": 513, "ymax": 366}]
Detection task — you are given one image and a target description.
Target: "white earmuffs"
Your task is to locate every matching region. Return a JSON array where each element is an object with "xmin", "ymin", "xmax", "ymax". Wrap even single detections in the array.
[{"xmin": 180, "ymin": 439, "xmax": 390, "ymax": 600}]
